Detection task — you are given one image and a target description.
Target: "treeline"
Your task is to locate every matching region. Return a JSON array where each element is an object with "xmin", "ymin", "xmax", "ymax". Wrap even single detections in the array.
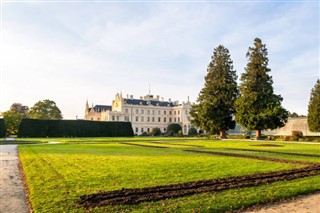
[
  {"xmin": 0, "ymin": 119, "xmax": 6, "ymax": 137},
  {"xmin": 12, "ymin": 119, "xmax": 133, "ymax": 138}
]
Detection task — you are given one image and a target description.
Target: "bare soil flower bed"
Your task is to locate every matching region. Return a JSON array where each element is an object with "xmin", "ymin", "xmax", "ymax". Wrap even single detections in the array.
[
  {"xmin": 226, "ymin": 148, "xmax": 320, "ymax": 158},
  {"xmin": 79, "ymin": 164, "xmax": 320, "ymax": 207},
  {"xmin": 185, "ymin": 150, "xmax": 318, "ymax": 165},
  {"xmin": 79, "ymin": 149, "xmax": 320, "ymax": 208},
  {"xmin": 119, "ymin": 142, "xmax": 169, "ymax": 149}
]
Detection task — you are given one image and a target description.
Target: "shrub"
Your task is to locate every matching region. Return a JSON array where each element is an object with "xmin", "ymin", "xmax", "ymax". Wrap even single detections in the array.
[
  {"xmin": 151, "ymin": 128, "xmax": 161, "ymax": 136},
  {"xmin": 292, "ymin": 131, "xmax": 303, "ymax": 141},
  {"xmin": 167, "ymin": 123, "xmax": 182, "ymax": 134},
  {"xmin": 188, "ymin": 127, "xmax": 198, "ymax": 136},
  {"xmin": 140, "ymin": 132, "xmax": 149, "ymax": 136},
  {"xmin": 0, "ymin": 119, "xmax": 6, "ymax": 137},
  {"xmin": 167, "ymin": 130, "xmax": 174, "ymax": 137},
  {"xmin": 18, "ymin": 119, "xmax": 134, "ymax": 138}
]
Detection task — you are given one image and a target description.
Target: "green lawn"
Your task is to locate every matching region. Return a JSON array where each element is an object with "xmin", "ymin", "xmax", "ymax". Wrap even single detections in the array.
[{"xmin": 19, "ymin": 139, "xmax": 320, "ymax": 212}]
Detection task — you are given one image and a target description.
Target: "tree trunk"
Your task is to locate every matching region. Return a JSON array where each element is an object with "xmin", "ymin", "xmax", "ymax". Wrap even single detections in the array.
[
  {"xmin": 219, "ymin": 129, "xmax": 227, "ymax": 139},
  {"xmin": 256, "ymin": 130, "xmax": 262, "ymax": 140}
]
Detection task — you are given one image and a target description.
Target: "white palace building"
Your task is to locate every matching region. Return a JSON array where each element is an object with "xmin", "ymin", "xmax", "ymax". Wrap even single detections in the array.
[{"xmin": 84, "ymin": 93, "xmax": 193, "ymax": 135}]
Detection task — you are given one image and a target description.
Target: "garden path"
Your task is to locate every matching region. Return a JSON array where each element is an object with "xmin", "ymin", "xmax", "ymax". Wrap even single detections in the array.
[
  {"xmin": 0, "ymin": 145, "xmax": 28, "ymax": 213},
  {"xmin": 246, "ymin": 193, "xmax": 320, "ymax": 213}
]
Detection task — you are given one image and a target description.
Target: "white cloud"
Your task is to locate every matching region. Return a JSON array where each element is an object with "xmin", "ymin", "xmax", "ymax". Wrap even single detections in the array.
[{"xmin": 1, "ymin": 2, "xmax": 318, "ymax": 118}]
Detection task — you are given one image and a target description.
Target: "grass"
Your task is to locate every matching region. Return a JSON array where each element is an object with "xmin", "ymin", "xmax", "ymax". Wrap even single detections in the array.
[{"xmin": 18, "ymin": 139, "xmax": 320, "ymax": 212}]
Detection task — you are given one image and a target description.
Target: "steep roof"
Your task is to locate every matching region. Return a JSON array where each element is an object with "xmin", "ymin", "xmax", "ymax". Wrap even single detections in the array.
[
  {"xmin": 90, "ymin": 105, "xmax": 112, "ymax": 112},
  {"xmin": 124, "ymin": 98, "xmax": 176, "ymax": 107}
]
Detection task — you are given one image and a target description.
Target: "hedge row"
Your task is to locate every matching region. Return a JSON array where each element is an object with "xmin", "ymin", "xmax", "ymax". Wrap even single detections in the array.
[
  {"xmin": 0, "ymin": 119, "xmax": 6, "ymax": 137},
  {"xmin": 18, "ymin": 119, "xmax": 134, "ymax": 138}
]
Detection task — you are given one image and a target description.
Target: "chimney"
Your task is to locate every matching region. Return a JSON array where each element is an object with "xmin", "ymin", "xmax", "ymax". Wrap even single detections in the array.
[
  {"xmin": 130, "ymin": 95, "xmax": 133, "ymax": 99},
  {"xmin": 156, "ymin": 95, "xmax": 160, "ymax": 100}
]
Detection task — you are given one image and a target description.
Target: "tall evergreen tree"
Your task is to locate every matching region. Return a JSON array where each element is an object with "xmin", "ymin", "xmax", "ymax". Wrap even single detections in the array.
[
  {"xmin": 190, "ymin": 45, "xmax": 238, "ymax": 138},
  {"xmin": 235, "ymin": 38, "xmax": 288, "ymax": 139},
  {"xmin": 308, "ymin": 79, "xmax": 320, "ymax": 132}
]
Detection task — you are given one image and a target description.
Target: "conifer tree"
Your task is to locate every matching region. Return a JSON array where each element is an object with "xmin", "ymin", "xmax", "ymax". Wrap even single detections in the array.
[
  {"xmin": 190, "ymin": 45, "xmax": 238, "ymax": 138},
  {"xmin": 308, "ymin": 79, "xmax": 320, "ymax": 132},
  {"xmin": 235, "ymin": 38, "xmax": 288, "ymax": 139}
]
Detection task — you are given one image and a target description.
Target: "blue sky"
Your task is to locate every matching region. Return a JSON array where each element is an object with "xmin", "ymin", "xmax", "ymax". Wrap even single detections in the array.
[{"xmin": 0, "ymin": 1, "xmax": 319, "ymax": 119}]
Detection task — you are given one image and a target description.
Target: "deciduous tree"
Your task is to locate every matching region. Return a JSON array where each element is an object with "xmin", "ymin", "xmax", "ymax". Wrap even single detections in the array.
[
  {"xmin": 308, "ymin": 79, "xmax": 320, "ymax": 132},
  {"xmin": 27, "ymin": 99, "xmax": 63, "ymax": 120},
  {"xmin": 235, "ymin": 38, "xmax": 288, "ymax": 139},
  {"xmin": 190, "ymin": 45, "xmax": 238, "ymax": 139},
  {"xmin": 2, "ymin": 110, "xmax": 24, "ymax": 135}
]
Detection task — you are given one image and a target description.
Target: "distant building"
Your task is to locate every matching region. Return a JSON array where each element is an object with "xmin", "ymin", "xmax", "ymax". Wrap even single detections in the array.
[
  {"xmin": 85, "ymin": 93, "xmax": 193, "ymax": 135},
  {"xmin": 264, "ymin": 117, "xmax": 320, "ymax": 136}
]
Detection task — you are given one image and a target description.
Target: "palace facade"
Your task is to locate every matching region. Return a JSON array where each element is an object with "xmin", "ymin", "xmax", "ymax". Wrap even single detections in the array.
[{"xmin": 84, "ymin": 93, "xmax": 193, "ymax": 135}]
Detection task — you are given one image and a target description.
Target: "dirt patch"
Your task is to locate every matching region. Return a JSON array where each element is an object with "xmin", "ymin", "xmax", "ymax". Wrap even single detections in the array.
[
  {"xmin": 185, "ymin": 150, "xmax": 318, "ymax": 166},
  {"xmin": 251, "ymin": 144, "xmax": 284, "ymax": 147},
  {"xmin": 226, "ymin": 148, "xmax": 320, "ymax": 158},
  {"xmin": 79, "ymin": 165, "xmax": 320, "ymax": 207},
  {"xmin": 119, "ymin": 142, "xmax": 168, "ymax": 149},
  {"xmin": 147, "ymin": 141, "xmax": 204, "ymax": 147}
]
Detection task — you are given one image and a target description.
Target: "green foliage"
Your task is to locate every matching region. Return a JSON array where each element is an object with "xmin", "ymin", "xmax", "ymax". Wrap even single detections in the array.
[
  {"xmin": 167, "ymin": 123, "xmax": 182, "ymax": 134},
  {"xmin": 10, "ymin": 103, "xmax": 29, "ymax": 115},
  {"xmin": 2, "ymin": 110, "xmax": 24, "ymax": 135},
  {"xmin": 288, "ymin": 112, "xmax": 299, "ymax": 117},
  {"xmin": 151, "ymin": 127, "xmax": 162, "ymax": 136},
  {"xmin": 188, "ymin": 127, "xmax": 198, "ymax": 136},
  {"xmin": 308, "ymin": 79, "xmax": 320, "ymax": 132},
  {"xmin": 235, "ymin": 38, "xmax": 288, "ymax": 138},
  {"xmin": 18, "ymin": 119, "xmax": 134, "ymax": 137},
  {"xmin": 291, "ymin": 131, "xmax": 303, "ymax": 141},
  {"xmin": 27, "ymin": 99, "xmax": 63, "ymax": 120},
  {"xmin": 190, "ymin": 45, "xmax": 238, "ymax": 138},
  {"xmin": 0, "ymin": 119, "xmax": 6, "ymax": 137}
]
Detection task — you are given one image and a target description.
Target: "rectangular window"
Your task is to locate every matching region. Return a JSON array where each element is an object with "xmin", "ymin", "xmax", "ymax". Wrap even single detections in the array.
[
  {"xmin": 158, "ymin": 117, "xmax": 161, "ymax": 122},
  {"xmin": 178, "ymin": 110, "xmax": 180, "ymax": 115},
  {"xmin": 125, "ymin": 108, "xmax": 128, "ymax": 113},
  {"xmin": 116, "ymin": 116, "xmax": 119, "ymax": 121},
  {"xmin": 112, "ymin": 116, "xmax": 115, "ymax": 121},
  {"xmin": 158, "ymin": 110, "xmax": 161, "ymax": 115},
  {"xmin": 164, "ymin": 111, "xmax": 166, "ymax": 115},
  {"xmin": 136, "ymin": 109, "xmax": 139, "ymax": 114},
  {"xmin": 135, "ymin": 128, "xmax": 138, "ymax": 132},
  {"xmin": 152, "ymin": 117, "xmax": 155, "ymax": 122},
  {"xmin": 141, "ymin": 116, "xmax": 144, "ymax": 122},
  {"xmin": 136, "ymin": 116, "xmax": 139, "ymax": 122},
  {"xmin": 141, "ymin": 109, "xmax": 144, "ymax": 114},
  {"xmin": 169, "ymin": 111, "xmax": 172, "ymax": 115},
  {"xmin": 174, "ymin": 111, "xmax": 176, "ymax": 115},
  {"xmin": 178, "ymin": 117, "xmax": 180, "ymax": 122},
  {"xmin": 141, "ymin": 128, "xmax": 144, "ymax": 132},
  {"xmin": 164, "ymin": 117, "xmax": 166, "ymax": 122},
  {"xmin": 174, "ymin": 118, "xmax": 176, "ymax": 122},
  {"xmin": 147, "ymin": 117, "xmax": 150, "ymax": 122},
  {"xmin": 147, "ymin": 110, "xmax": 150, "ymax": 115},
  {"xmin": 169, "ymin": 118, "xmax": 172, "ymax": 122},
  {"xmin": 125, "ymin": 116, "xmax": 129, "ymax": 121},
  {"xmin": 152, "ymin": 110, "xmax": 155, "ymax": 115}
]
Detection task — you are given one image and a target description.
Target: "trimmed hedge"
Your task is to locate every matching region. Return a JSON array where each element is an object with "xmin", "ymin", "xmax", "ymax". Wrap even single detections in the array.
[
  {"xmin": 18, "ymin": 119, "xmax": 134, "ymax": 138},
  {"xmin": 0, "ymin": 119, "xmax": 6, "ymax": 137}
]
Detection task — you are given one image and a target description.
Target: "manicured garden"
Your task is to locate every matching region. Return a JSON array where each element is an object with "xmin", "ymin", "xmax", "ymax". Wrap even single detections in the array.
[{"xmin": 18, "ymin": 138, "xmax": 320, "ymax": 212}]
